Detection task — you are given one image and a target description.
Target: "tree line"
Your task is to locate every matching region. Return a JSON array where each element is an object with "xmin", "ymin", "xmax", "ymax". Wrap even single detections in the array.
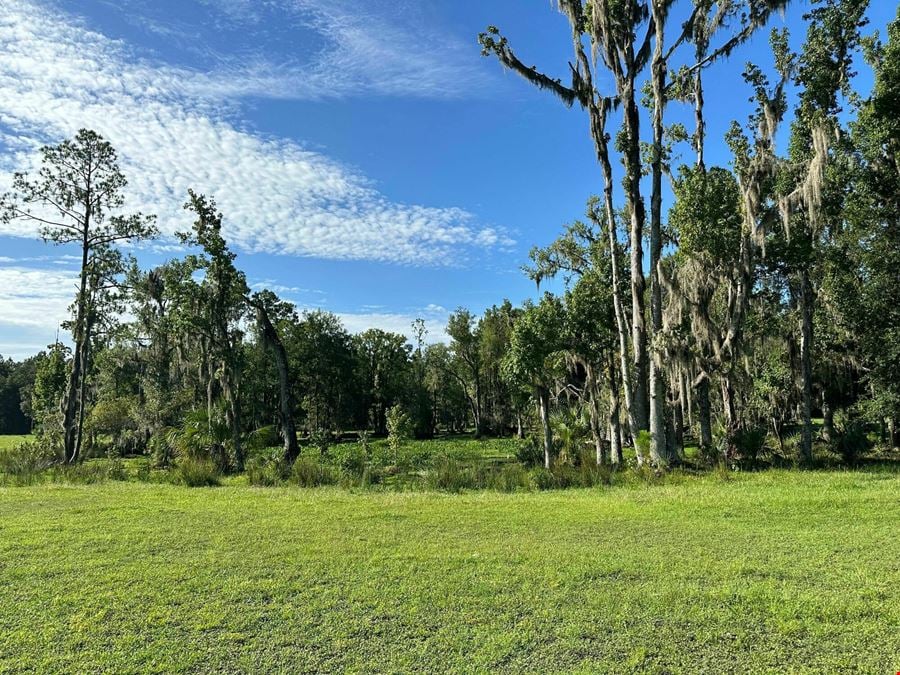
[{"xmin": 0, "ymin": 0, "xmax": 897, "ymax": 474}]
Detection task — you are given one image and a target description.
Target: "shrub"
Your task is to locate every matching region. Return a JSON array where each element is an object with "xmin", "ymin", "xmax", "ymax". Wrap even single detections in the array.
[
  {"xmin": 485, "ymin": 463, "xmax": 534, "ymax": 492},
  {"xmin": 149, "ymin": 428, "xmax": 176, "ymax": 468},
  {"xmin": 572, "ymin": 458, "xmax": 613, "ymax": 487},
  {"xmin": 386, "ymin": 404, "xmax": 412, "ymax": 452},
  {"xmin": 247, "ymin": 425, "xmax": 280, "ymax": 451},
  {"xmin": 245, "ymin": 451, "xmax": 288, "ymax": 487},
  {"xmin": 425, "ymin": 456, "xmax": 478, "ymax": 492},
  {"xmin": 326, "ymin": 442, "xmax": 367, "ymax": 477},
  {"xmin": 529, "ymin": 467, "xmax": 555, "ymax": 490},
  {"xmin": 515, "ymin": 437, "xmax": 544, "ymax": 467},
  {"xmin": 135, "ymin": 458, "xmax": 153, "ymax": 482},
  {"xmin": 174, "ymin": 457, "xmax": 221, "ymax": 487},
  {"xmin": 0, "ymin": 439, "xmax": 58, "ymax": 484},
  {"xmin": 308, "ymin": 429, "xmax": 331, "ymax": 456},
  {"xmin": 833, "ymin": 420, "xmax": 871, "ymax": 465},
  {"xmin": 733, "ymin": 427, "xmax": 766, "ymax": 466},
  {"xmin": 290, "ymin": 453, "xmax": 336, "ymax": 487},
  {"xmin": 105, "ymin": 457, "xmax": 127, "ymax": 481},
  {"xmin": 52, "ymin": 458, "xmax": 128, "ymax": 484}
]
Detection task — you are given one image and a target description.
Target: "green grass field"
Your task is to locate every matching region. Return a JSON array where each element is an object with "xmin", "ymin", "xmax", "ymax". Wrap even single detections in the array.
[{"xmin": 1, "ymin": 470, "xmax": 898, "ymax": 673}]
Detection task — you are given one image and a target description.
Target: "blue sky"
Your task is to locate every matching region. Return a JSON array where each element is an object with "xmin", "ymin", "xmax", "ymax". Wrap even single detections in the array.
[{"xmin": 0, "ymin": 0, "xmax": 894, "ymax": 358}]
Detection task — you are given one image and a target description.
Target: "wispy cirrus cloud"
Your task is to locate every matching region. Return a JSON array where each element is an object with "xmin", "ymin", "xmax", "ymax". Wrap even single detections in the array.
[{"xmin": 0, "ymin": 0, "xmax": 511, "ymax": 265}]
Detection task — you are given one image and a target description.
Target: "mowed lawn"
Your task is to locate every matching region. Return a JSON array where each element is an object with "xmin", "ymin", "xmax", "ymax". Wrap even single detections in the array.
[{"xmin": 1, "ymin": 472, "xmax": 898, "ymax": 673}]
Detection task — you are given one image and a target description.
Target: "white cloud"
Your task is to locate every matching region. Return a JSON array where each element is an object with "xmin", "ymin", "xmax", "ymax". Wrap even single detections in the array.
[
  {"xmin": 0, "ymin": 266, "xmax": 74, "ymax": 358},
  {"xmin": 336, "ymin": 310, "xmax": 448, "ymax": 345},
  {"xmin": 0, "ymin": 0, "xmax": 511, "ymax": 265}
]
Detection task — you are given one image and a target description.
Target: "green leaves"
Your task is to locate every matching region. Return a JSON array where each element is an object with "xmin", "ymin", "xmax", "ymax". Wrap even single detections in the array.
[{"xmin": 669, "ymin": 165, "xmax": 743, "ymax": 263}]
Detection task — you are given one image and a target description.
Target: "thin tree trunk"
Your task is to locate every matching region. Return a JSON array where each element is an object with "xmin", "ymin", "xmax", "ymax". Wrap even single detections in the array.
[
  {"xmin": 586, "ymin": 364, "xmax": 605, "ymax": 465},
  {"xmin": 721, "ymin": 375, "xmax": 738, "ymax": 458},
  {"xmin": 73, "ymin": 308, "xmax": 95, "ymax": 462},
  {"xmin": 605, "ymin": 183, "xmax": 637, "ymax": 441},
  {"xmin": 821, "ymin": 397, "xmax": 834, "ymax": 445},
  {"xmin": 798, "ymin": 269, "xmax": 814, "ymax": 464},
  {"xmin": 697, "ymin": 375, "xmax": 713, "ymax": 454},
  {"xmin": 63, "ymin": 219, "xmax": 91, "ymax": 463},
  {"xmin": 648, "ymin": 21, "xmax": 668, "ymax": 466},
  {"xmin": 538, "ymin": 387, "xmax": 552, "ymax": 470},
  {"xmin": 608, "ymin": 353, "xmax": 622, "ymax": 465},
  {"xmin": 591, "ymin": 110, "xmax": 637, "ymax": 441},
  {"xmin": 674, "ymin": 385, "xmax": 684, "ymax": 455}
]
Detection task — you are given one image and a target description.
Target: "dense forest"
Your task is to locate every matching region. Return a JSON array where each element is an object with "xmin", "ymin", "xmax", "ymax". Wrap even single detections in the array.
[{"xmin": 0, "ymin": 0, "xmax": 897, "ymax": 482}]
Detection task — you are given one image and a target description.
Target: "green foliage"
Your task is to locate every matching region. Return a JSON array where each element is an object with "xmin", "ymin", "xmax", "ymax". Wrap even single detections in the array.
[
  {"xmin": 0, "ymin": 439, "xmax": 58, "ymax": 485},
  {"xmin": 831, "ymin": 416, "xmax": 872, "ymax": 465},
  {"xmin": 174, "ymin": 457, "xmax": 221, "ymax": 487},
  {"xmin": 29, "ymin": 342, "xmax": 68, "ymax": 439},
  {"xmin": 46, "ymin": 458, "xmax": 129, "ymax": 485},
  {"xmin": 514, "ymin": 436, "xmax": 545, "ymax": 467},
  {"xmin": 148, "ymin": 427, "xmax": 176, "ymax": 468},
  {"xmin": 168, "ymin": 407, "xmax": 231, "ymax": 470},
  {"xmin": 386, "ymin": 404, "xmax": 412, "ymax": 453},
  {"xmin": 247, "ymin": 426, "xmax": 280, "ymax": 451},
  {"xmin": 732, "ymin": 427, "xmax": 767, "ymax": 466},
  {"xmin": 502, "ymin": 294, "xmax": 566, "ymax": 389},
  {"xmin": 424, "ymin": 456, "xmax": 481, "ymax": 492},
  {"xmin": 425, "ymin": 455, "xmax": 534, "ymax": 493},
  {"xmin": 634, "ymin": 430, "xmax": 652, "ymax": 462},
  {"xmin": 245, "ymin": 450, "xmax": 288, "ymax": 487},
  {"xmin": 0, "ymin": 354, "xmax": 38, "ymax": 435},
  {"xmin": 669, "ymin": 166, "xmax": 742, "ymax": 262},
  {"xmin": 326, "ymin": 442, "xmax": 367, "ymax": 477},
  {"xmin": 530, "ymin": 460, "xmax": 612, "ymax": 490},
  {"xmin": 290, "ymin": 452, "xmax": 336, "ymax": 487}
]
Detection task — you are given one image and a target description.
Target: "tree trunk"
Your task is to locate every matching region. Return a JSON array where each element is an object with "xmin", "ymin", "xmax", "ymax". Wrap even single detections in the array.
[
  {"xmin": 648, "ymin": 0, "xmax": 668, "ymax": 466},
  {"xmin": 63, "ymin": 223, "xmax": 91, "ymax": 464},
  {"xmin": 772, "ymin": 416, "xmax": 785, "ymax": 455},
  {"xmin": 255, "ymin": 301, "xmax": 299, "ymax": 464},
  {"xmin": 223, "ymin": 370, "xmax": 244, "ymax": 471},
  {"xmin": 674, "ymin": 386, "xmax": 684, "ymax": 456},
  {"xmin": 608, "ymin": 353, "xmax": 622, "ymax": 465},
  {"xmin": 537, "ymin": 387, "xmax": 552, "ymax": 470},
  {"xmin": 593, "ymin": 121, "xmax": 637, "ymax": 441},
  {"xmin": 73, "ymin": 309, "xmax": 95, "ymax": 462},
  {"xmin": 683, "ymin": 367, "xmax": 693, "ymax": 430},
  {"xmin": 622, "ymin": 74, "xmax": 650, "ymax": 437},
  {"xmin": 585, "ymin": 365, "xmax": 605, "ymax": 465},
  {"xmin": 721, "ymin": 376, "xmax": 738, "ymax": 458},
  {"xmin": 62, "ymin": 347, "xmax": 83, "ymax": 463},
  {"xmin": 798, "ymin": 269, "xmax": 814, "ymax": 464},
  {"xmin": 821, "ymin": 397, "xmax": 834, "ymax": 445},
  {"xmin": 696, "ymin": 376, "xmax": 713, "ymax": 454}
]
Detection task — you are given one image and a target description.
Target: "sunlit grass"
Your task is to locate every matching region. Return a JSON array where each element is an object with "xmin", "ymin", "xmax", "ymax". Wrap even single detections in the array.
[{"xmin": 1, "ymin": 469, "xmax": 898, "ymax": 672}]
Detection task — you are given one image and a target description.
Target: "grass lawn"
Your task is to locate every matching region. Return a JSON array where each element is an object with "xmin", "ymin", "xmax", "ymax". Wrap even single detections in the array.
[{"xmin": 1, "ymin": 470, "xmax": 898, "ymax": 673}]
